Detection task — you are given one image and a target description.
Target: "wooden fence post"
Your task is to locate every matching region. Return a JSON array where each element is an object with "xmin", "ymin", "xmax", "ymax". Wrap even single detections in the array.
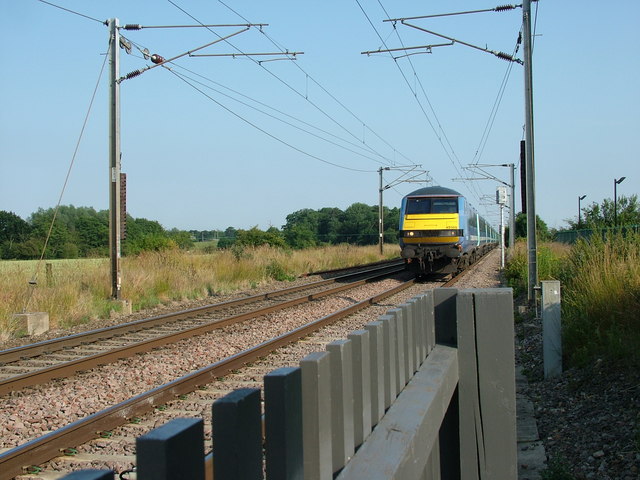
[
  {"xmin": 387, "ymin": 308, "xmax": 406, "ymax": 393},
  {"xmin": 422, "ymin": 291, "xmax": 436, "ymax": 355},
  {"xmin": 301, "ymin": 351, "xmax": 332, "ymax": 480},
  {"xmin": 347, "ymin": 329, "xmax": 372, "ymax": 447},
  {"xmin": 378, "ymin": 314, "xmax": 397, "ymax": 409},
  {"xmin": 364, "ymin": 321, "xmax": 385, "ymax": 426},
  {"xmin": 265, "ymin": 367, "xmax": 303, "ymax": 480},
  {"xmin": 456, "ymin": 289, "xmax": 517, "ymax": 480},
  {"xmin": 212, "ymin": 388, "xmax": 263, "ymax": 480},
  {"xmin": 327, "ymin": 339, "xmax": 355, "ymax": 473},
  {"xmin": 136, "ymin": 417, "xmax": 204, "ymax": 480}
]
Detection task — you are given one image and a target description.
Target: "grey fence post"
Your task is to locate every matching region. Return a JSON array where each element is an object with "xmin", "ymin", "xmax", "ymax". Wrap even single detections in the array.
[
  {"xmin": 301, "ymin": 351, "xmax": 333, "ymax": 480},
  {"xmin": 137, "ymin": 417, "xmax": 205, "ymax": 480},
  {"xmin": 365, "ymin": 321, "xmax": 385, "ymax": 426},
  {"xmin": 423, "ymin": 291, "xmax": 436, "ymax": 355},
  {"xmin": 407, "ymin": 298, "xmax": 419, "ymax": 374},
  {"xmin": 457, "ymin": 289, "xmax": 517, "ymax": 480},
  {"xmin": 212, "ymin": 388, "xmax": 263, "ymax": 480},
  {"xmin": 456, "ymin": 291, "xmax": 478, "ymax": 480},
  {"xmin": 327, "ymin": 339, "xmax": 355, "ymax": 473},
  {"xmin": 348, "ymin": 329, "xmax": 372, "ymax": 447},
  {"xmin": 409, "ymin": 296, "xmax": 424, "ymax": 368},
  {"xmin": 388, "ymin": 308, "xmax": 406, "ymax": 392},
  {"xmin": 399, "ymin": 302, "xmax": 413, "ymax": 384},
  {"xmin": 434, "ymin": 289, "xmax": 461, "ymax": 480},
  {"xmin": 434, "ymin": 288, "xmax": 458, "ymax": 347},
  {"xmin": 378, "ymin": 314, "xmax": 397, "ymax": 409},
  {"xmin": 542, "ymin": 280, "xmax": 562, "ymax": 378},
  {"xmin": 265, "ymin": 367, "xmax": 303, "ymax": 480},
  {"xmin": 59, "ymin": 471, "xmax": 114, "ymax": 480}
]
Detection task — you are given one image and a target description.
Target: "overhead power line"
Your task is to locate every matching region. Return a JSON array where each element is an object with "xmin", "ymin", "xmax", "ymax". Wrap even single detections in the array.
[
  {"xmin": 118, "ymin": 25, "xmax": 392, "ymax": 168},
  {"xmin": 24, "ymin": 41, "xmax": 110, "ymax": 311},
  {"xmin": 357, "ymin": 0, "xmax": 473, "ymax": 201},
  {"xmin": 168, "ymin": 0, "xmax": 395, "ymax": 169},
  {"xmin": 37, "ymin": 0, "xmax": 105, "ymax": 24},
  {"xmin": 167, "ymin": 68, "xmax": 376, "ymax": 173},
  {"xmin": 215, "ymin": 0, "xmax": 415, "ymax": 167}
]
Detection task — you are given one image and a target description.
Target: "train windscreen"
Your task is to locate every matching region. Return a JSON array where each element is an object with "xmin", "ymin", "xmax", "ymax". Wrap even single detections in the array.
[{"xmin": 406, "ymin": 197, "xmax": 458, "ymax": 214}]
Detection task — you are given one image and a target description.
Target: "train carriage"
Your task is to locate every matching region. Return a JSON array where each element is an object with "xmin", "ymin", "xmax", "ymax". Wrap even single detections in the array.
[{"xmin": 399, "ymin": 186, "xmax": 497, "ymax": 275}]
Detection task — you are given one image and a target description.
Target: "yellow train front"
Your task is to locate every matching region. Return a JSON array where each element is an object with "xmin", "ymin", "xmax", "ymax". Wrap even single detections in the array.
[{"xmin": 399, "ymin": 186, "xmax": 497, "ymax": 275}]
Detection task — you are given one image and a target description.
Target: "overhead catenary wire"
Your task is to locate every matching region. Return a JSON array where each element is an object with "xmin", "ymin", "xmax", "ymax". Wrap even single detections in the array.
[
  {"xmin": 357, "ymin": 0, "xmax": 475, "ymax": 202},
  {"xmin": 215, "ymin": 0, "xmax": 415, "ymax": 167},
  {"xmin": 120, "ymin": 34, "xmax": 393, "ymax": 166},
  {"xmin": 162, "ymin": 66, "xmax": 391, "ymax": 166},
  {"xmin": 378, "ymin": 0, "xmax": 476, "ymax": 193},
  {"xmin": 23, "ymin": 41, "xmax": 110, "ymax": 312},
  {"xmin": 165, "ymin": 67, "xmax": 376, "ymax": 173},
  {"xmin": 168, "ymin": 0, "xmax": 396, "ymax": 170},
  {"xmin": 367, "ymin": 1, "xmax": 524, "ymax": 226},
  {"xmin": 37, "ymin": 0, "xmax": 105, "ymax": 24},
  {"xmin": 471, "ymin": 30, "xmax": 522, "ymax": 165}
]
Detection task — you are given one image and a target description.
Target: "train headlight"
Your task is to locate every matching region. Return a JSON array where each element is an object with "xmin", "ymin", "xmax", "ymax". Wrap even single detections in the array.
[{"xmin": 407, "ymin": 231, "xmax": 415, "ymax": 237}]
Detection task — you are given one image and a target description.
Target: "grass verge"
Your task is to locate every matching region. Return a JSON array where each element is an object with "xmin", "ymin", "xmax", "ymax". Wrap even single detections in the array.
[
  {"xmin": 505, "ymin": 233, "xmax": 640, "ymax": 367},
  {"xmin": 0, "ymin": 244, "xmax": 398, "ymax": 341}
]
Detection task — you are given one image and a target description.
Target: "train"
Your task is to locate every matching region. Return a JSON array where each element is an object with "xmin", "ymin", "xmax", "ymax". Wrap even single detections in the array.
[{"xmin": 398, "ymin": 186, "xmax": 498, "ymax": 275}]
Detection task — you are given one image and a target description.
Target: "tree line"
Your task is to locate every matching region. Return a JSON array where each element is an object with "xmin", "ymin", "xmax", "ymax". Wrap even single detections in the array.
[{"xmin": 0, "ymin": 203, "xmax": 400, "ymax": 260}]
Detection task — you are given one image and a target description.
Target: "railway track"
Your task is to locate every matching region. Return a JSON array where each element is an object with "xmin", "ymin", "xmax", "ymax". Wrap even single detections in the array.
[
  {"xmin": 0, "ymin": 253, "xmax": 492, "ymax": 480},
  {"xmin": 0, "ymin": 262, "xmax": 404, "ymax": 396}
]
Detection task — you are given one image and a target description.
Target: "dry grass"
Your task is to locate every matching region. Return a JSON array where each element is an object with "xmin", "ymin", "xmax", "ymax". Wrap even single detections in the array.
[
  {"xmin": 562, "ymin": 232, "xmax": 640, "ymax": 366},
  {"xmin": 0, "ymin": 244, "xmax": 398, "ymax": 341}
]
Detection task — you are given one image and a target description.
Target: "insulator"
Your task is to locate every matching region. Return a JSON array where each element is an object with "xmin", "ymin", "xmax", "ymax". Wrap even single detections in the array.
[
  {"xmin": 495, "ymin": 51, "xmax": 515, "ymax": 62},
  {"xmin": 495, "ymin": 4, "xmax": 516, "ymax": 12},
  {"xmin": 150, "ymin": 54, "xmax": 165, "ymax": 65},
  {"xmin": 123, "ymin": 24, "xmax": 142, "ymax": 30},
  {"xmin": 124, "ymin": 69, "xmax": 143, "ymax": 80}
]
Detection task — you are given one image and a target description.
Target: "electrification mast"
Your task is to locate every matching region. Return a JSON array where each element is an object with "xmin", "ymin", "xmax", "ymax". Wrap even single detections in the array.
[
  {"xmin": 523, "ymin": 0, "xmax": 537, "ymax": 302},
  {"xmin": 108, "ymin": 18, "xmax": 122, "ymax": 300}
]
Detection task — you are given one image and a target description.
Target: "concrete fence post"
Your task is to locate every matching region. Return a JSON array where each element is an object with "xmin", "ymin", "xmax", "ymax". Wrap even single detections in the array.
[{"xmin": 542, "ymin": 280, "xmax": 562, "ymax": 378}]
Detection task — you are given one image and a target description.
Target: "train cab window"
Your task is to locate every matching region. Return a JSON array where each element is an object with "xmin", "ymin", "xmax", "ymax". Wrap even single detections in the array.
[
  {"xmin": 431, "ymin": 199, "xmax": 458, "ymax": 214},
  {"xmin": 406, "ymin": 198, "xmax": 431, "ymax": 214},
  {"xmin": 406, "ymin": 197, "xmax": 458, "ymax": 214}
]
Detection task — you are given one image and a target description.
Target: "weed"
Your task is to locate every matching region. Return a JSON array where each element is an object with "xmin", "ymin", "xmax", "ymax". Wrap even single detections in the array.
[
  {"xmin": 266, "ymin": 261, "xmax": 295, "ymax": 282},
  {"xmin": 541, "ymin": 456, "xmax": 574, "ymax": 480}
]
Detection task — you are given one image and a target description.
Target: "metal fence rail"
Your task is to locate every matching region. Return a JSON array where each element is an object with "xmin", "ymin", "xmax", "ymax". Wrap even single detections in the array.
[{"xmin": 61, "ymin": 288, "xmax": 516, "ymax": 480}]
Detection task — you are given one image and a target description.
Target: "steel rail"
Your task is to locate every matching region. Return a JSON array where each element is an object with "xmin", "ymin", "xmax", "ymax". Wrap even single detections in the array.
[
  {"xmin": 0, "ymin": 251, "xmax": 493, "ymax": 478},
  {"xmin": 0, "ymin": 278, "xmax": 415, "ymax": 479},
  {"xmin": 0, "ymin": 262, "xmax": 403, "ymax": 365},
  {"xmin": 0, "ymin": 266, "xmax": 405, "ymax": 396}
]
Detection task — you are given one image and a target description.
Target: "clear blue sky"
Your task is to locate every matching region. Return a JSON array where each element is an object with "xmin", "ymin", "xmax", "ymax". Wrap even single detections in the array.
[{"xmin": 1, "ymin": 1, "xmax": 638, "ymax": 232}]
